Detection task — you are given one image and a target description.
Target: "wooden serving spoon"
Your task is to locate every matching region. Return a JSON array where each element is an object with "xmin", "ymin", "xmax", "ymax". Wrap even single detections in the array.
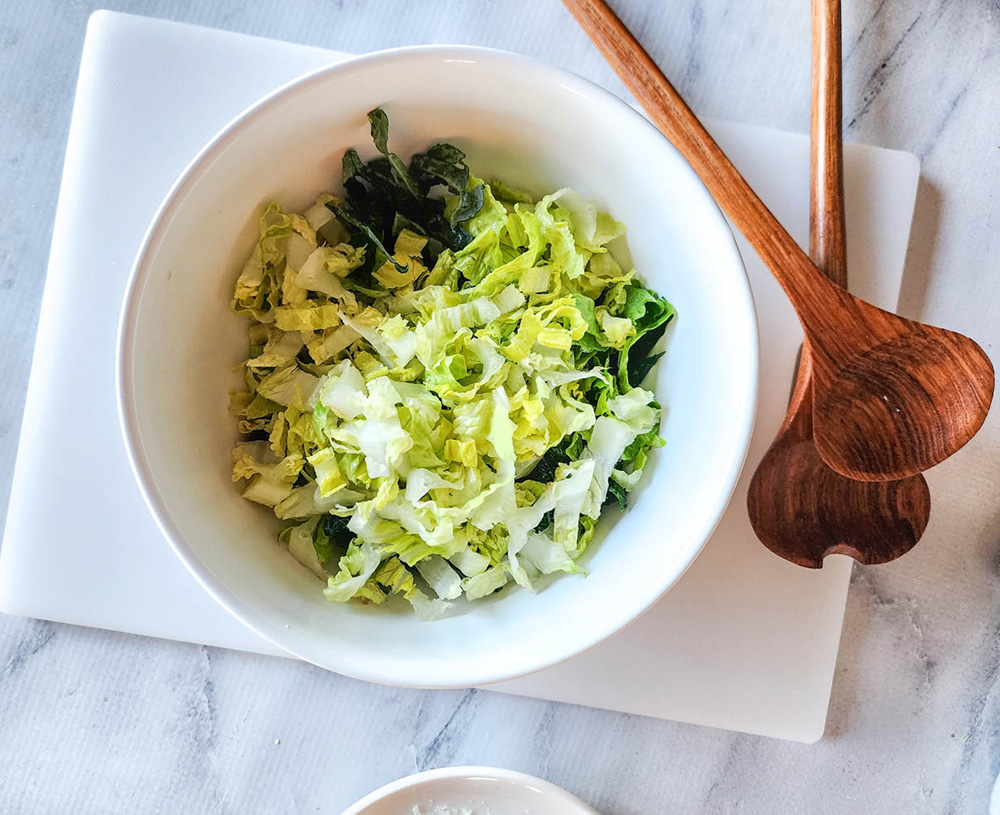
[
  {"xmin": 563, "ymin": 0, "xmax": 994, "ymax": 481},
  {"xmin": 746, "ymin": 0, "xmax": 930, "ymax": 567}
]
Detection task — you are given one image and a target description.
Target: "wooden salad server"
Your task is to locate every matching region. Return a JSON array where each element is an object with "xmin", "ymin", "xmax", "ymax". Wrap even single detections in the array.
[
  {"xmin": 563, "ymin": 0, "xmax": 994, "ymax": 481},
  {"xmin": 746, "ymin": 0, "xmax": 930, "ymax": 567}
]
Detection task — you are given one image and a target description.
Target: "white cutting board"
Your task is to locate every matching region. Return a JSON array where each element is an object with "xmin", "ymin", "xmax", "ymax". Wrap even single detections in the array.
[{"xmin": 0, "ymin": 11, "xmax": 919, "ymax": 743}]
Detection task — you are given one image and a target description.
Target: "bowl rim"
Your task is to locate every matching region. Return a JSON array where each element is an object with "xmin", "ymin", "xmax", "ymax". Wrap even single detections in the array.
[
  {"xmin": 340, "ymin": 765, "xmax": 600, "ymax": 815},
  {"xmin": 116, "ymin": 43, "xmax": 759, "ymax": 688}
]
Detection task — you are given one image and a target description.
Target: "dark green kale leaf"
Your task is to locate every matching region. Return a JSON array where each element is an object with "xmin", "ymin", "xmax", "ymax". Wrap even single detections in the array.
[
  {"xmin": 616, "ymin": 284, "xmax": 676, "ymax": 391},
  {"xmin": 329, "ymin": 202, "xmax": 408, "ymax": 273},
  {"xmin": 521, "ymin": 433, "xmax": 587, "ymax": 484},
  {"xmin": 450, "ymin": 184, "xmax": 484, "ymax": 227},
  {"xmin": 329, "ymin": 108, "xmax": 485, "ymax": 271},
  {"xmin": 604, "ymin": 479, "xmax": 628, "ymax": 511},
  {"xmin": 410, "ymin": 142, "xmax": 471, "ymax": 195},
  {"xmin": 314, "ymin": 515, "xmax": 355, "ymax": 571}
]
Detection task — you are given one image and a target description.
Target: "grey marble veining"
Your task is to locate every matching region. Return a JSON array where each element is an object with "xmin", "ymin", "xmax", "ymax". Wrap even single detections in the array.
[{"xmin": 1, "ymin": 1, "xmax": 999, "ymax": 813}]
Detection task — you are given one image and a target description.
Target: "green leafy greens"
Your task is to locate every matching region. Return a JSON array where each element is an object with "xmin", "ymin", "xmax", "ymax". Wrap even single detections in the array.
[{"xmin": 230, "ymin": 108, "xmax": 675, "ymax": 618}]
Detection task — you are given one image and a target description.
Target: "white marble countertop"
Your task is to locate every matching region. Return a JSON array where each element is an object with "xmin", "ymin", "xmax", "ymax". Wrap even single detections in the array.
[{"xmin": 1, "ymin": 1, "xmax": 998, "ymax": 812}]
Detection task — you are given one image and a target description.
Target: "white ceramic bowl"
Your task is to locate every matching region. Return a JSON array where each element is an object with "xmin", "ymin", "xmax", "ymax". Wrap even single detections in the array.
[
  {"xmin": 341, "ymin": 766, "xmax": 599, "ymax": 815},
  {"xmin": 118, "ymin": 46, "xmax": 757, "ymax": 687}
]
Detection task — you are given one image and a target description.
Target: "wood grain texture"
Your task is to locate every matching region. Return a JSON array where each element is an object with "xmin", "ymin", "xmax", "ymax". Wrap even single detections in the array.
[
  {"xmin": 563, "ymin": 0, "xmax": 995, "ymax": 481},
  {"xmin": 809, "ymin": 0, "xmax": 847, "ymax": 289},
  {"xmin": 746, "ymin": 0, "xmax": 931, "ymax": 568},
  {"xmin": 748, "ymin": 355, "xmax": 930, "ymax": 567}
]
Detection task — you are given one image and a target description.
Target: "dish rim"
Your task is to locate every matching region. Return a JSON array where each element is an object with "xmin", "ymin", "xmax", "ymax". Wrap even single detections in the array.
[{"xmin": 339, "ymin": 765, "xmax": 600, "ymax": 815}]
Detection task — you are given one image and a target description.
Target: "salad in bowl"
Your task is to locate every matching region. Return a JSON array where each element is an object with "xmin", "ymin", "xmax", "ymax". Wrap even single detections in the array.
[
  {"xmin": 231, "ymin": 110, "xmax": 674, "ymax": 617},
  {"xmin": 118, "ymin": 46, "xmax": 756, "ymax": 686}
]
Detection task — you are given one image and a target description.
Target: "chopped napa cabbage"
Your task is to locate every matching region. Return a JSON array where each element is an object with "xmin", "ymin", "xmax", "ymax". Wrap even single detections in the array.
[
  {"xmin": 255, "ymin": 363, "xmax": 320, "ymax": 408},
  {"xmin": 415, "ymin": 556, "xmax": 464, "ymax": 600},
  {"xmin": 324, "ymin": 540, "xmax": 382, "ymax": 602},
  {"xmin": 283, "ymin": 517, "xmax": 327, "ymax": 578},
  {"xmin": 229, "ymin": 108, "xmax": 675, "ymax": 617}
]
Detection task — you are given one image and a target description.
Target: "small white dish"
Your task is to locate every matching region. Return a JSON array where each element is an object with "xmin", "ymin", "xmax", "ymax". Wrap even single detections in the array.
[
  {"xmin": 117, "ymin": 45, "xmax": 758, "ymax": 688},
  {"xmin": 341, "ymin": 766, "xmax": 599, "ymax": 815}
]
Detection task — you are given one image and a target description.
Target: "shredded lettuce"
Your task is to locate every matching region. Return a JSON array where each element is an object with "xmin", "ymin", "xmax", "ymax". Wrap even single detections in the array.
[{"xmin": 230, "ymin": 108, "xmax": 675, "ymax": 617}]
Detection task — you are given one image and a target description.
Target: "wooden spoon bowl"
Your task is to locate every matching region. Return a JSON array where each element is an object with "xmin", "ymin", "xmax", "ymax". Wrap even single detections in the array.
[
  {"xmin": 748, "ymin": 354, "xmax": 931, "ymax": 567},
  {"xmin": 812, "ymin": 319, "xmax": 995, "ymax": 480}
]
